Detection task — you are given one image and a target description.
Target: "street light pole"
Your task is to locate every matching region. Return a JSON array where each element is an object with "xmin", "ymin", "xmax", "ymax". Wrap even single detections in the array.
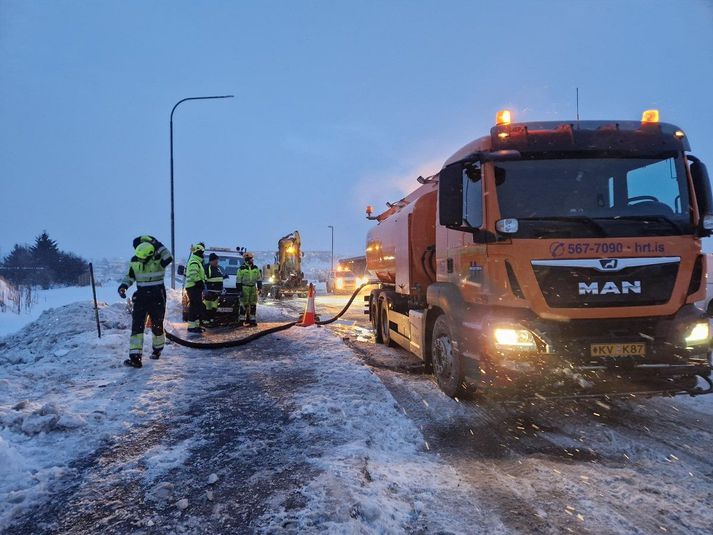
[
  {"xmin": 328, "ymin": 225, "xmax": 334, "ymax": 274},
  {"xmin": 170, "ymin": 95, "xmax": 233, "ymax": 289}
]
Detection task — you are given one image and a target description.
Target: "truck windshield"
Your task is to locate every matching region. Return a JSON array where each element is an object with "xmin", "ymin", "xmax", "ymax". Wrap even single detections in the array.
[{"xmin": 494, "ymin": 155, "xmax": 693, "ymax": 238}]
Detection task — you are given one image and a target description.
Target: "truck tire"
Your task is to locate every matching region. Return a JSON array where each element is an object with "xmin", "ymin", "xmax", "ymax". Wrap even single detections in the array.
[
  {"xmin": 379, "ymin": 296, "xmax": 397, "ymax": 348},
  {"xmin": 370, "ymin": 296, "xmax": 383, "ymax": 344},
  {"xmin": 431, "ymin": 314, "xmax": 471, "ymax": 398}
]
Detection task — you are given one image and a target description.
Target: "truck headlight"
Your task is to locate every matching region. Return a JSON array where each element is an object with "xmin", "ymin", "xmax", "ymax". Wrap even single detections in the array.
[
  {"xmin": 684, "ymin": 322, "xmax": 710, "ymax": 346},
  {"xmin": 494, "ymin": 327, "xmax": 537, "ymax": 351}
]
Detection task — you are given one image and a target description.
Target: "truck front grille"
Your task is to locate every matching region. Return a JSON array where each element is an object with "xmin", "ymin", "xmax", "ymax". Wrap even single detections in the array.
[{"xmin": 532, "ymin": 260, "xmax": 679, "ymax": 308}]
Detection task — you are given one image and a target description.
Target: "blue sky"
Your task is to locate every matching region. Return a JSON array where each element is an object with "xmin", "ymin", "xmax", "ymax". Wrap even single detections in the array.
[{"xmin": 1, "ymin": 0, "xmax": 712, "ymax": 260}]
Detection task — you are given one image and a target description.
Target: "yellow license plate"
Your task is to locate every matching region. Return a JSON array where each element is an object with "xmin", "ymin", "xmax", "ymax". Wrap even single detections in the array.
[{"xmin": 591, "ymin": 343, "xmax": 646, "ymax": 357}]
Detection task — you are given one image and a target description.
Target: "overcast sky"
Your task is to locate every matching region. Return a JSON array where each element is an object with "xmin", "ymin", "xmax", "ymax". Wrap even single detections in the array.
[{"xmin": 1, "ymin": 0, "xmax": 712, "ymax": 260}]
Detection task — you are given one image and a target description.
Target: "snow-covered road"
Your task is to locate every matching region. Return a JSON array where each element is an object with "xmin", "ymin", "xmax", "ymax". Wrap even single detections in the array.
[{"xmin": 1, "ymin": 292, "xmax": 712, "ymax": 534}]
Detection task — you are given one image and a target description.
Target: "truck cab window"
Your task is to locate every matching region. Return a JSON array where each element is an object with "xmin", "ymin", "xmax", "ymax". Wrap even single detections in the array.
[
  {"xmin": 462, "ymin": 168, "xmax": 483, "ymax": 228},
  {"xmin": 625, "ymin": 157, "xmax": 682, "ymax": 215}
]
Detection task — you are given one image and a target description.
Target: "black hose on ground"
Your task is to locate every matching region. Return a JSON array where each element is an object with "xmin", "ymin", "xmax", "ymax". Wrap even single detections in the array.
[
  {"xmin": 165, "ymin": 281, "xmax": 379, "ymax": 349},
  {"xmin": 315, "ymin": 281, "xmax": 379, "ymax": 325},
  {"xmin": 165, "ymin": 321, "xmax": 297, "ymax": 349}
]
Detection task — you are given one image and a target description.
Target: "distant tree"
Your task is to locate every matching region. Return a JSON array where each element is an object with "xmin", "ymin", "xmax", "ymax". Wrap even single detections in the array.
[
  {"xmin": 1, "ymin": 244, "xmax": 33, "ymax": 285},
  {"xmin": 56, "ymin": 251, "xmax": 88, "ymax": 285},
  {"xmin": 1, "ymin": 232, "xmax": 89, "ymax": 288}
]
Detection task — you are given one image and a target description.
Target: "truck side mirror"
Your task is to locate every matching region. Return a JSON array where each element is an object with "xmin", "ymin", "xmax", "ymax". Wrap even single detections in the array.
[
  {"xmin": 690, "ymin": 158, "xmax": 713, "ymax": 236},
  {"xmin": 438, "ymin": 163, "xmax": 465, "ymax": 228},
  {"xmin": 177, "ymin": 265, "xmax": 185, "ymax": 276}
]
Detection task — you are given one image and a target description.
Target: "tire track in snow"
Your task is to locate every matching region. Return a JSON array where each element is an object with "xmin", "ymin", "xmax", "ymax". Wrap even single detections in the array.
[{"xmin": 341, "ymin": 333, "xmax": 713, "ymax": 534}]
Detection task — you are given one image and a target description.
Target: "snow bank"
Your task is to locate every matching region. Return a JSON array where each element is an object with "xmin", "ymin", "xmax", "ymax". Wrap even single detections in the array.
[
  {"xmin": 0, "ymin": 300, "xmax": 139, "ymax": 530},
  {"xmin": 0, "ymin": 283, "xmax": 122, "ymax": 337}
]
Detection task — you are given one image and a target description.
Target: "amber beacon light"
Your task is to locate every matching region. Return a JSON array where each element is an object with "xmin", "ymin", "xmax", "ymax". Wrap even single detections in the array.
[
  {"xmin": 495, "ymin": 109, "xmax": 512, "ymax": 125},
  {"xmin": 641, "ymin": 109, "xmax": 660, "ymax": 123}
]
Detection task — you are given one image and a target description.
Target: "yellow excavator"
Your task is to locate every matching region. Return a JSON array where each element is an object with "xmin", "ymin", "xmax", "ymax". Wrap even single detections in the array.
[{"xmin": 261, "ymin": 231, "xmax": 309, "ymax": 298}]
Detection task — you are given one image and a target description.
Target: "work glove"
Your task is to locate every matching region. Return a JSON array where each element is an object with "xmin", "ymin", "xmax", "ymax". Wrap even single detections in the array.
[
  {"xmin": 257, "ymin": 281, "xmax": 263, "ymax": 290},
  {"xmin": 236, "ymin": 283, "xmax": 243, "ymax": 293},
  {"xmin": 118, "ymin": 285, "xmax": 128, "ymax": 298}
]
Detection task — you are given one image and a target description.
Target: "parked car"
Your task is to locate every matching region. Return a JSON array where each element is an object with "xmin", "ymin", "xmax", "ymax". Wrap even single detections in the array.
[{"xmin": 177, "ymin": 246, "xmax": 245, "ymax": 322}]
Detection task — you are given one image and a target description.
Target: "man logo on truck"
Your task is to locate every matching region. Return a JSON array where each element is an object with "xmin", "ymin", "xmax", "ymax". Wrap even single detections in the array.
[
  {"xmin": 578, "ymin": 280, "xmax": 641, "ymax": 295},
  {"xmin": 599, "ymin": 259, "xmax": 618, "ymax": 270}
]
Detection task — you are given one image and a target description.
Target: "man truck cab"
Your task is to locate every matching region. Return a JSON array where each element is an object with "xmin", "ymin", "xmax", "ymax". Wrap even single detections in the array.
[{"xmin": 367, "ymin": 109, "xmax": 713, "ymax": 400}]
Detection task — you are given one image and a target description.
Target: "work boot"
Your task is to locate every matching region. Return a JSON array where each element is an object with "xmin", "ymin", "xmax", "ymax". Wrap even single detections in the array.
[
  {"xmin": 150, "ymin": 349, "xmax": 161, "ymax": 360},
  {"xmin": 124, "ymin": 356, "xmax": 142, "ymax": 368},
  {"xmin": 249, "ymin": 320, "xmax": 258, "ymax": 326}
]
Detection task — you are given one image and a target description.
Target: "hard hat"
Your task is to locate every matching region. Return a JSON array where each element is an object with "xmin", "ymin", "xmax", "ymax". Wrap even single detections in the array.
[
  {"xmin": 192, "ymin": 242, "xmax": 205, "ymax": 254},
  {"xmin": 135, "ymin": 242, "xmax": 155, "ymax": 260},
  {"xmin": 208, "ymin": 253, "xmax": 219, "ymax": 261},
  {"xmin": 244, "ymin": 251, "xmax": 254, "ymax": 260}
]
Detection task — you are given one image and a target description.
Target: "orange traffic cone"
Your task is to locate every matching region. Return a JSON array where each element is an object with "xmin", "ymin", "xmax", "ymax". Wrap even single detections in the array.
[{"xmin": 298, "ymin": 283, "xmax": 317, "ymax": 327}]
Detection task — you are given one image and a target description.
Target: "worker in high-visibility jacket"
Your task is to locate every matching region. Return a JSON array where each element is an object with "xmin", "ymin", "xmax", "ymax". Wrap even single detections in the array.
[
  {"xmin": 237, "ymin": 252, "xmax": 262, "ymax": 326},
  {"xmin": 118, "ymin": 235, "xmax": 173, "ymax": 368},
  {"xmin": 203, "ymin": 252, "xmax": 227, "ymax": 325},
  {"xmin": 185, "ymin": 242, "xmax": 207, "ymax": 333}
]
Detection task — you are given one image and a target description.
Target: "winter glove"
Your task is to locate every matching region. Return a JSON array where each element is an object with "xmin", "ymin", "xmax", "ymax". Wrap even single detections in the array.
[
  {"xmin": 118, "ymin": 284, "xmax": 128, "ymax": 298},
  {"xmin": 236, "ymin": 283, "xmax": 243, "ymax": 293},
  {"xmin": 257, "ymin": 281, "xmax": 263, "ymax": 290}
]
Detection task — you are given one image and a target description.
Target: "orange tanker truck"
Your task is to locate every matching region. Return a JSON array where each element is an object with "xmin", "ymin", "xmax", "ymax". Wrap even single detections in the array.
[{"xmin": 366, "ymin": 109, "xmax": 713, "ymax": 400}]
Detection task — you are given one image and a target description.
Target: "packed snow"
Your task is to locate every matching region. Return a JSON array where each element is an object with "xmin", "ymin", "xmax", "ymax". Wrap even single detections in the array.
[{"xmin": 1, "ymin": 290, "xmax": 713, "ymax": 533}]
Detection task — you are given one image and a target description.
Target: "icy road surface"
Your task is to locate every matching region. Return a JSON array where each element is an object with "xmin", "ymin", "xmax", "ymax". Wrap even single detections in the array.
[{"xmin": 0, "ymin": 292, "xmax": 712, "ymax": 534}]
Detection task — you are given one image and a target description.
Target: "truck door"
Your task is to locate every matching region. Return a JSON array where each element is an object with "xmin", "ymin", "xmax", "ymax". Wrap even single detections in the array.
[{"xmin": 458, "ymin": 164, "xmax": 488, "ymax": 303}]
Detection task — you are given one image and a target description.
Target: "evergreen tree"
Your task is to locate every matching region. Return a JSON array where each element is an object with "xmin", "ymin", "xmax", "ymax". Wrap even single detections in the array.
[
  {"xmin": 31, "ymin": 231, "xmax": 60, "ymax": 268},
  {"xmin": 56, "ymin": 251, "xmax": 88, "ymax": 285},
  {"xmin": 1, "ymin": 232, "xmax": 89, "ymax": 287},
  {"xmin": 30, "ymin": 232, "xmax": 60, "ymax": 288},
  {"xmin": 1, "ymin": 244, "xmax": 33, "ymax": 285}
]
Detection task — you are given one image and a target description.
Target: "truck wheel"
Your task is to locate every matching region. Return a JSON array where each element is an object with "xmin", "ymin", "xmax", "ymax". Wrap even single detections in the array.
[
  {"xmin": 371, "ymin": 298, "xmax": 383, "ymax": 344},
  {"xmin": 379, "ymin": 297, "xmax": 397, "ymax": 347},
  {"xmin": 431, "ymin": 314, "xmax": 469, "ymax": 398}
]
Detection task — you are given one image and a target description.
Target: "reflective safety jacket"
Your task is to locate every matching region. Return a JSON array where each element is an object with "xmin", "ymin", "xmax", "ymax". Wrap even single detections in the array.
[
  {"xmin": 121, "ymin": 257, "xmax": 168, "ymax": 291},
  {"xmin": 205, "ymin": 264, "xmax": 227, "ymax": 291},
  {"xmin": 185, "ymin": 253, "xmax": 207, "ymax": 289},
  {"xmin": 120, "ymin": 237, "xmax": 172, "ymax": 292},
  {"xmin": 238, "ymin": 263, "xmax": 262, "ymax": 287}
]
